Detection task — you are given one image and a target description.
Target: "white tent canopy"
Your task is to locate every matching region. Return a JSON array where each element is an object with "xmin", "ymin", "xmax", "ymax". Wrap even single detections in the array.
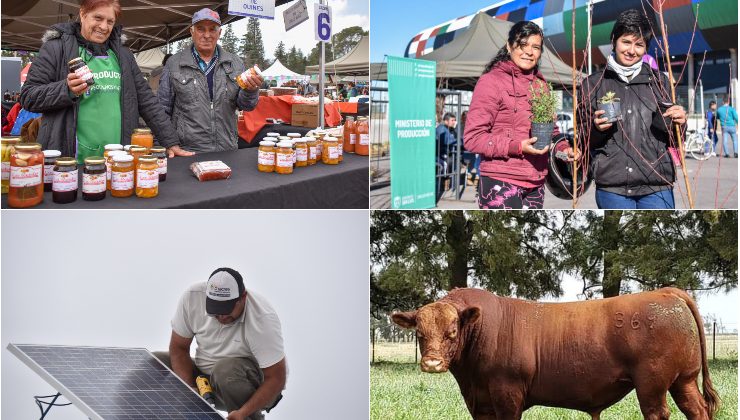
[
  {"xmin": 135, "ymin": 48, "xmax": 166, "ymax": 74},
  {"xmin": 306, "ymin": 35, "xmax": 369, "ymax": 76},
  {"xmin": 262, "ymin": 59, "xmax": 309, "ymax": 86}
]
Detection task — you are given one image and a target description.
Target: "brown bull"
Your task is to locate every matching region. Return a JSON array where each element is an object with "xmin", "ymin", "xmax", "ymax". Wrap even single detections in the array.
[{"xmin": 392, "ymin": 287, "xmax": 719, "ymax": 420}]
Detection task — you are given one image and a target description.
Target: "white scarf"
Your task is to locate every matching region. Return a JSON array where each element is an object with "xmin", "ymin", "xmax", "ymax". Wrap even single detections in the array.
[{"xmin": 607, "ymin": 54, "xmax": 643, "ymax": 83}]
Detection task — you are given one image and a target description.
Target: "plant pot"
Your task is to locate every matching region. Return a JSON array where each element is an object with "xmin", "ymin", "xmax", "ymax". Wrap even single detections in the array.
[
  {"xmin": 530, "ymin": 122, "xmax": 554, "ymax": 150},
  {"xmin": 598, "ymin": 99, "xmax": 621, "ymax": 123}
]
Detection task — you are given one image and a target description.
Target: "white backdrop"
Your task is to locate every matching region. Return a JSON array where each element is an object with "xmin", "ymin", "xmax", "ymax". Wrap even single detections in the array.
[{"xmin": 2, "ymin": 210, "xmax": 369, "ymax": 420}]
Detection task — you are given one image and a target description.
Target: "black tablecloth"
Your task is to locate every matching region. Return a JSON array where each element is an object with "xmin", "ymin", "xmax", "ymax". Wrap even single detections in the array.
[
  {"xmin": 239, "ymin": 124, "xmax": 312, "ymax": 148},
  {"xmin": 2, "ymin": 148, "xmax": 368, "ymax": 209}
]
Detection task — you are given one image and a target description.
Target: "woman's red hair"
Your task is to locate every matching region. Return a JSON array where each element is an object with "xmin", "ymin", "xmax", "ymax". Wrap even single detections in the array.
[{"xmin": 80, "ymin": 0, "xmax": 121, "ymax": 19}]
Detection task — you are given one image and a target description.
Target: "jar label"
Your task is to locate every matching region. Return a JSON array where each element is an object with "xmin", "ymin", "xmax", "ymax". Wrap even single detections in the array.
[
  {"xmin": 82, "ymin": 173, "xmax": 106, "ymax": 193},
  {"xmin": 296, "ymin": 148, "xmax": 308, "ymax": 162},
  {"xmin": 276, "ymin": 153, "xmax": 292, "ymax": 168},
  {"xmin": 10, "ymin": 164, "xmax": 42, "ymax": 187},
  {"xmin": 52, "ymin": 169, "xmax": 78, "ymax": 192},
  {"xmin": 350, "ymin": 134, "xmax": 357, "ymax": 145},
  {"xmin": 258, "ymin": 151, "xmax": 275, "ymax": 166},
  {"xmin": 44, "ymin": 164, "xmax": 55, "ymax": 183},
  {"xmin": 106, "ymin": 161, "xmax": 112, "ymax": 181},
  {"xmin": 137, "ymin": 169, "xmax": 159, "ymax": 188},
  {"xmin": 74, "ymin": 66, "xmax": 93, "ymax": 83},
  {"xmin": 328, "ymin": 146, "xmax": 338, "ymax": 159},
  {"xmin": 360, "ymin": 134, "xmax": 370, "ymax": 145},
  {"xmin": 291, "ymin": 150, "xmax": 296, "ymax": 164},
  {"xmin": 2, "ymin": 161, "xmax": 10, "ymax": 181},
  {"xmin": 309, "ymin": 146, "xmax": 317, "ymax": 160},
  {"xmin": 111, "ymin": 170, "xmax": 134, "ymax": 190},
  {"xmin": 338, "ymin": 142, "xmax": 343, "ymax": 156},
  {"xmin": 157, "ymin": 158, "xmax": 168, "ymax": 175}
]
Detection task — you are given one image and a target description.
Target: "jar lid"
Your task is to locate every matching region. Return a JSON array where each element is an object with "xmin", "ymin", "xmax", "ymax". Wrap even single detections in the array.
[
  {"xmin": 84, "ymin": 156, "xmax": 106, "ymax": 165},
  {"xmin": 149, "ymin": 146, "xmax": 166, "ymax": 153},
  {"xmin": 1, "ymin": 136, "xmax": 20, "ymax": 144},
  {"xmin": 346, "ymin": 116, "xmax": 355, "ymax": 120},
  {"xmin": 55, "ymin": 157, "xmax": 77, "ymax": 166},
  {"xmin": 15, "ymin": 143, "xmax": 42, "ymax": 151},
  {"xmin": 287, "ymin": 133, "xmax": 301, "ymax": 138},
  {"xmin": 358, "ymin": 117, "xmax": 368, "ymax": 121},
  {"xmin": 113, "ymin": 154, "xmax": 134, "ymax": 162},
  {"xmin": 129, "ymin": 146, "xmax": 147, "ymax": 153},
  {"xmin": 107, "ymin": 150, "xmax": 126, "ymax": 157},
  {"xmin": 266, "ymin": 132, "xmax": 280, "ymax": 137},
  {"xmin": 138, "ymin": 155, "xmax": 157, "ymax": 163},
  {"xmin": 43, "ymin": 150, "xmax": 62, "ymax": 158},
  {"xmin": 259, "ymin": 140, "xmax": 276, "ymax": 147},
  {"xmin": 293, "ymin": 138, "xmax": 307, "ymax": 143},
  {"xmin": 324, "ymin": 136, "xmax": 338, "ymax": 142},
  {"xmin": 276, "ymin": 141, "xmax": 292, "ymax": 148},
  {"xmin": 277, "ymin": 136, "xmax": 291, "ymax": 140},
  {"xmin": 104, "ymin": 144, "xmax": 124, "ymax": 151},
  {"xmin": 68, "ymin": 57, "xmax": 83, "ymax": 65},
  {"xmin": 134, "ymin": 128, "xmax": 152, "ymax": 134}
]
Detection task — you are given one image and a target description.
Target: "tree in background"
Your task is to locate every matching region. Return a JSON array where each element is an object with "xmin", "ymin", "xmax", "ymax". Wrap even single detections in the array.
[
  {"xmin": 219, "ymin": 24, "xmax": 239, "ymax": 53},
  {"xmin": 306, "ymin": 25, "xmax": 367, "ymax": 66},
  {"xmin": 273, "ymin": 41, "xmax": 287, "ymax": 65},
  {"xmin": 286, "ymin": 46, "xmax": 307, "ymax": 74},
  {"xmin": 370, "ymin": 210, "xmax": 738, "ymax": 318},
  {"xmin": 240, "ymin": 17, "xmax": 266, "ymax": 68}
]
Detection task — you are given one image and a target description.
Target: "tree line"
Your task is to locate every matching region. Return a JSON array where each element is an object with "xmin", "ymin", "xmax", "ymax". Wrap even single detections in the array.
[
  {"xmin": 165, "ymin": 18, "xmax": 367, "ymax": 75},
  {"xmin": 371, "ymin": 210, "xmax": 737, "ymax": 318}
]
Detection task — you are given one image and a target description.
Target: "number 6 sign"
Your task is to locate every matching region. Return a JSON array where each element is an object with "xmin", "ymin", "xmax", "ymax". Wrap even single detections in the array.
[{"xmin": 314, "ymin": 3, "xmax": 332, "ymax": 42}]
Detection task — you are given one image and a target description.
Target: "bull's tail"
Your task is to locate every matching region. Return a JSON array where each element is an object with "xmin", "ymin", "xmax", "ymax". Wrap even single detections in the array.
[{"xmin": 669, "ymin": 288, "xmax": 720, "ymax": 418}]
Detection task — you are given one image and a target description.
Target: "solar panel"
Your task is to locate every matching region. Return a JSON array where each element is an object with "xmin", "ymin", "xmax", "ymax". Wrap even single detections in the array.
[{"xmin": 8, "ymin": 344, "xmax": 224, "ymax": 420}]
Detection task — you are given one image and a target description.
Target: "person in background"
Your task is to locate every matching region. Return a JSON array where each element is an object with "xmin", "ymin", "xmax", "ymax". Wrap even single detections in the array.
[
  {"xmin": 20, "ymin": 0, "xmax": 178, "ymax": 163},
  {"xmin": 706, "ymin": 100, "xmax": 718, "ymax": 156},
  {"xmin": 716, "ymin": 95, "xmax": 738, "ymax": 158},
  {"xmin": 347, "ymin": 81, "xmax": 358, "ymax": 99},
  {"xmin": 158, "ymin": 8, "xmax": 263, "ymax": 155}
]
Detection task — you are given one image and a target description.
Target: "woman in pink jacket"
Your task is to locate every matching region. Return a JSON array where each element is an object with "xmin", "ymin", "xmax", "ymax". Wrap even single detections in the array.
[{"xmin": 464, "ymin": 21, "xmax": 574, "ymax": 209}]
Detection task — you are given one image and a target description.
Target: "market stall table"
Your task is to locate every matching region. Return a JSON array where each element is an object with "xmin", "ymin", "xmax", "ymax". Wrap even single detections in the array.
[
  {"xmin": 2, "ymin": 148, "xmax": 368, "ymax": 209},
  {"xmin": 239, "ymin": 124, "xmax": 312, "ymax": 148}
]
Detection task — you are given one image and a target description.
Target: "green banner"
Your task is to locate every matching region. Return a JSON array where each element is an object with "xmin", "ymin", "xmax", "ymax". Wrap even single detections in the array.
[{"xmin": 388, "ymin": 56, "xmax": 436, "ymax": 209}]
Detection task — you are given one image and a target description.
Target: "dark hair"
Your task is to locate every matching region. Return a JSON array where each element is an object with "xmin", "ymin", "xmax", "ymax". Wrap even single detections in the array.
[
  {"xmin": 723, "ymin": 95, "xmax": 730, "ymax": 104},
  {"xmin": 162, "ymin": 53, "xmax": 173, "ymax": 67},
  {"xmin": 484, "ymin": 21, "xmax": 544, "ymax": 74},
  {"xmin": 610, "ymin": 9, "xmax": 652, "ymax": 51},
  {"xmin": 709, "ymin": 100, "xmax": 716, "ymax": 107},
  {"xmin": 442, "ymin": 112, "xmax": 456, "ymax": 121}
]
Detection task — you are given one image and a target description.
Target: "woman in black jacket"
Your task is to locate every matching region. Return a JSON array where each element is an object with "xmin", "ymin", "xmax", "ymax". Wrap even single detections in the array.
[
  {"xmin": 20, "ymin": 0, "xmax": 185, "ymax": 162},
  {"xmin": 578, "ymin": 9, "xmax": 686, "ymax": 209}
]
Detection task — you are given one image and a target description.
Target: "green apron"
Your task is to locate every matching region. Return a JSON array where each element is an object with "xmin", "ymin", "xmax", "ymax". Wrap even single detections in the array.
[{"xmin": 76, "ymin": 47, "xmax": 122, "ymax": 164}]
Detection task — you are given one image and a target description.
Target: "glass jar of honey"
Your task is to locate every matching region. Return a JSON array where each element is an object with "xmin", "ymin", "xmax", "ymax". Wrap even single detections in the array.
[
  {"xmin": 52, "ymin": 157, "xmax": 78, "ymax": 204},
  {"xmin": 106, "ymin": 150, "xmax": 126, "ymax": 190},
  {"xmin": 1, "ymin": 136, "xmax": 20, "ymax": 194},
  {"xmin": 322, "ymin": 137, "xmax": 340, "ymax": 165},
  {"xmin": 275, "ymin": 141, "xmax": 294, "ymax": 175},
  {"xmin": 343, "ymin": 116, "xmax": 355, "ymax": 154},
  {"xmin": 8, "ymin": 143, "xmax": 44, "ymax": 208},
  {"xmin": 136, "ymin": 155, "xmax": 159, "ymax": 198},
  {"xmin": 294, "ymin": 138, "xmax": 308, "ymax": 167},
  {"xmin": 82, "ymin": 156, "xmax": 106, "ymax": 201},
  {"xmin": 258, "ymin": 140, "xmax": 276, "ymax": 173},
  {"xmin": 355, "ymin": 117, "xmax": 369, "ymax": 156},
  {"xmin": 266, "ymin": 132, "xmax": 280, "ymax": 140},
  {"xmin": 306, "ymin": 137, "xmax": 318, "ymax": 165},
  {"xmin": 131, "ymin": 128, "xmax": 154, "ymax": 150},
  {"xmin": 43, "ymin": 150, "xmax": 62, "ymax": 192},
  {"xmin": 111, "ymin": 154, "xmax": 134, "ymax": 197},
  {"xmin": 312, "ymin": 135, "xmax": 323, "ymax": 161},
  {"xmin": 150, "ymin": 146, "xmax": 167, "ymax": 182}
]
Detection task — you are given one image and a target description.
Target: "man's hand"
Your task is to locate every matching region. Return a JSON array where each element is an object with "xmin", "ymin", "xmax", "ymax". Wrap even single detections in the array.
[
  {"xmin": 226, "ymin": 409, "xmax": 247, "ymax": 420},
  {"xmin": 241, "ymin": 70, "xmax": 263, "ymax": 91},
  {"xmin": 67, "ymin": 72, "xmax": 88, "ymax": 96},
  {"xmin": 167, "ymin": 145, "xmax": 195, "ymax": 158},
  {"xmin": 561, "ymin": 146, "xmax": 582, "ymax": 162},
  {"xmin": 521, "ymin": 137, "xmax": 549, "ymax": 155},
  {"xmin": 662, "ymin": 105, "xmax": 687, "ymax": 125},
  {"xmin": 593, "ymin": 109, "xmax": 613, "ymax": 132}
]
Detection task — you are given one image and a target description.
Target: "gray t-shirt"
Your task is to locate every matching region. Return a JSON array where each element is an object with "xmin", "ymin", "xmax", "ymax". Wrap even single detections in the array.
[{"xmin": 172, "ymin": 282, "xmax": 284, "ymax": 374}]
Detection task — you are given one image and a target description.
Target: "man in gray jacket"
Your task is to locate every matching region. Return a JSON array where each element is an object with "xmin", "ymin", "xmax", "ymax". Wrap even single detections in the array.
[{"xmin": 158, "ymin": 8, "xmax": 263, "ymax": 156}]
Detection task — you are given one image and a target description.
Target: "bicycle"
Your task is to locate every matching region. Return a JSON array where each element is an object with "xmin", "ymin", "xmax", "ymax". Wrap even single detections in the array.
[{"xmin": 684, "ymin": 129, "xmax": 713, "ymax": 161}]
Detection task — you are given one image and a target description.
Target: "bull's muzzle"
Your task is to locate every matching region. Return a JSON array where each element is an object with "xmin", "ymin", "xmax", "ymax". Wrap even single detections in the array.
[{"xmin": 421, "ymin": 357, "xmax": 447, "ymax": 373}]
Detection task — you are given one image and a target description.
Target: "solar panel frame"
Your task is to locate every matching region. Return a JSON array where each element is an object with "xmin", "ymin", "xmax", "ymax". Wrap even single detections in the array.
[{"xmin": 8, "ymin": 343, "xmax": 224, "ymax": 420}]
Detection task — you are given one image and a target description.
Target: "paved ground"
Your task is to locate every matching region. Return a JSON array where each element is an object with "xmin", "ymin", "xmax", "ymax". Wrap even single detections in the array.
[{"xmin": 370, "ymin": 155, "xmax": 738, "ymax": 209}]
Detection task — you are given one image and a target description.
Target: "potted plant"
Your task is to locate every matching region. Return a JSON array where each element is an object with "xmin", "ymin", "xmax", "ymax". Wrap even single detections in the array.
[
  {"xmin": 529, "ymin": 80, "xmax": 558, "ymax": 150},
  {"xmin": 598, "ymin": 91, "xmax": 622, "ymax": 123}
]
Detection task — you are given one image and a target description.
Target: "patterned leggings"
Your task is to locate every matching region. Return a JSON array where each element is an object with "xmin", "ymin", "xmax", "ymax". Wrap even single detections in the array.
[{"xmin": 478, "ymin": 177, "xmax": 545, "ymax": 209}]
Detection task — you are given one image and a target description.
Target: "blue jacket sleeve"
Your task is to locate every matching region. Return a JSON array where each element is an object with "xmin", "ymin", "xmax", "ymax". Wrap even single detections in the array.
[
  {"xmin": 236, "ymin": 88, "xmax": 259, "ymax": 112},
  {"xmin": 157, "ymin": 66, "xmax": 174, "ymax": 116}
]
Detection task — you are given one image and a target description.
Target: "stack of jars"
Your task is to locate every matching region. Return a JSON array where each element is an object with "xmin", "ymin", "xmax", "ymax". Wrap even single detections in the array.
[
  {"xmin": 257, "ymin": 130, "xmax": 348, "ymax": 174},
  {"xmin": 4, "ymin": 130, "xmax": 168, "ymax": 207}
]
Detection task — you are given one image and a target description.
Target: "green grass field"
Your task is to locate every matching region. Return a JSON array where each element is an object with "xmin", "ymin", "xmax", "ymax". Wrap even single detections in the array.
[{"xmin": 370, "ymin": 339, "xmax": 738, "ymax": 420}]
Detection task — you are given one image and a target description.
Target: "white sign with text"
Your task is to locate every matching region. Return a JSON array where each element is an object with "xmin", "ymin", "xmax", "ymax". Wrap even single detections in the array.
[
  {"xmin": 228, "ymin": 0, "xmax": 275, "ymax": 20},
  {"xmin": 283, "ymin": 0, "xmax": 309, "ymax": 31},
  {"xmin": 314, "ymin": 3, "xmax": 332, "ymax": 43}
]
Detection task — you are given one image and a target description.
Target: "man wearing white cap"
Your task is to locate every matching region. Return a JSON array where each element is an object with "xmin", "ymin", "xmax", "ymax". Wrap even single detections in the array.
[
  {"xmin": 156, "ymin": 268, "xmax": 285, "ymax": 420},
  {"xmin": 158, "ymin": 8, "xmax": 264, "ymax": 156}
]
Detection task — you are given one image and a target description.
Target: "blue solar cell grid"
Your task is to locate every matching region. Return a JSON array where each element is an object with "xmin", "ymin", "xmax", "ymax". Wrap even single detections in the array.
[{"xmin": 11, "ymin": 344, "xmax": 223, "ymax": 420}]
